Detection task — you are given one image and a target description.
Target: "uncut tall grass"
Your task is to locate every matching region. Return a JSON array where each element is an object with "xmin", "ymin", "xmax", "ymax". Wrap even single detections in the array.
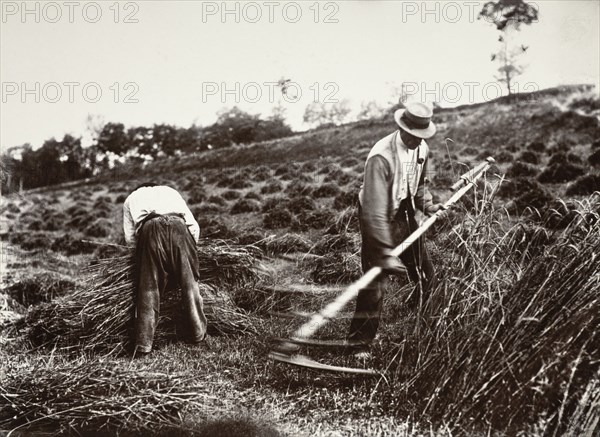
[{"xmin": 384, "ymin": 186, "xmax": 599, "ymax": 435}]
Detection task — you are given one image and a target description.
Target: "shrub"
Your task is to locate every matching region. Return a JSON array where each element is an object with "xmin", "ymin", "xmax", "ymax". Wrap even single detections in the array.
[
  {"xmin": 592, "ymin": 139, "xmax": 600, "ymax": 149},
  {"xmin": 244, "ymin": 191, "xmax": 261, "ymax": 200},
  {"xmin": 230, "ymin": 199, "xmax": 261, "ymax": 214},
  {"xmin": 263, "ymin": 208, "xmax": 293, "ymax": 229},
  {"xmin": 565, "ymin": 173, "xmax": 600, "ymax": 196},
  {"xmin": 260, "ymin": 180, "xmax": 284, "ymax": 194},
  {"xmin": 538, "ymin": 162, "xmax": 586, "ymax": 184},
  {"xmin": 313, "ymin": 182, "xmax": 341, "ymax": 198}
]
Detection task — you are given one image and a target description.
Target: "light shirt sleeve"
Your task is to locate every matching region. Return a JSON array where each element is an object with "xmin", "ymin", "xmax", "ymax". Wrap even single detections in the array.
[
  {"xmin": 182, "ymin": 203, "xmax": 200, "ymax": 244},
  {"xmin": 122, "ymin": 199, "xmax": 136, "ymax": 246}
]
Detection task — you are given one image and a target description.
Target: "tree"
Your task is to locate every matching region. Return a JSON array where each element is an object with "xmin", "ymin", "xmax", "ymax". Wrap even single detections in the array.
[
  {"xmin": 2, "ymin": 135, "xmax": 91, "ymax": 190},
  {"xmin": 151, "ymin": 124, "xmax": 179, "ymax": 157},
  {"xmin": 173, "ymin": 125, "xmax": 203, "ymax": 154},
  {"xmin": 97, "ymin": 122, "xmax": 130, "ymax": 156},
  {"xmin": 1, "ymin": 145, "xmax": 28, "ymax": 193},
  {"xmin": 479, "ymin": 0, "xmax": 538, "ymax": 95},
  {"xmin": 357, "ymin": 100, "xmax": 386, "ymax": 121},
  {"xmin": 303, "ymin": 100, "xmax": 352, "ymax": 128}
]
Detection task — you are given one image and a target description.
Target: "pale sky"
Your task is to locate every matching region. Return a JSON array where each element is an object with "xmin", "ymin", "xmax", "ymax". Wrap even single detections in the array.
[{"xmin": 1, "ymin": 0, "xmax": 599, "ymax": 150}]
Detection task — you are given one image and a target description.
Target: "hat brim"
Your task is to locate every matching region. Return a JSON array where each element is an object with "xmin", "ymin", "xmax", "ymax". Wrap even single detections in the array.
[{"xmin": 394, "ymin": 109, "xmax": 437, "ymax": 139}]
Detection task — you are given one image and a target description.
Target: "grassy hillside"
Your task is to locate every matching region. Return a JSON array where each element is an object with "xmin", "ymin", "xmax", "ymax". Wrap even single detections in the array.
[{"xmin": 1, "ymin": 85, "xmax": 599, "ymax": 436}]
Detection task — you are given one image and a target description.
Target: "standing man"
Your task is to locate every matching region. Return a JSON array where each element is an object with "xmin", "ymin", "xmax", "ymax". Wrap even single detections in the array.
[
  {"xmin": 123, "ymin": 183, "xmax": 207, "ymax": 357},
  {"xmin": 348, "ymin": 102, "xmax": 446, "ymax": 357}
]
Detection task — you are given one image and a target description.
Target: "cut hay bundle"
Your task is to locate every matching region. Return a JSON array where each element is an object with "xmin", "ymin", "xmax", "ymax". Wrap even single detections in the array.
[
  {"xmin": 5, "ymin": 272, "xmax": 78, "ymax": 307},
  {"xmin": 310, "ymin": 252, "xmax": 361, "ymax": 285},
  {"xmin": 25, "ymin": 240, "xmax": 263, "ymax": 352},
  {"xmin": 0, "ymin": 360, "xmax": 221, "ymax": 434}
]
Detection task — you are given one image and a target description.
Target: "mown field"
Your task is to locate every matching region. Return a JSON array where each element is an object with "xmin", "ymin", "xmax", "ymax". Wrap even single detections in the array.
[{"xmin": 1, "ymin": 85, "xmax": 599, "ymax": 436}]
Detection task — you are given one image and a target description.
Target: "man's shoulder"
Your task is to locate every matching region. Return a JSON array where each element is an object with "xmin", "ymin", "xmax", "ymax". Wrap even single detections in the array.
[
  {"xmin": 366, "ymin": 132, "xmax": 396, "ymax": 161},
  {"xmin": 374, "ymin": 131, "xmax": 396, "ymax": 148}
]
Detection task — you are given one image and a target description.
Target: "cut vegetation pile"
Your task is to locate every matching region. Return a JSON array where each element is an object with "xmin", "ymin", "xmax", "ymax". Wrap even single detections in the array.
[
  {"xmin": 0, "ymin": 360, "xmax": 222, "ymax": 435},
  {"xmin": 23, "ymin": 239, "xmax": 264, "ymax": 352}
]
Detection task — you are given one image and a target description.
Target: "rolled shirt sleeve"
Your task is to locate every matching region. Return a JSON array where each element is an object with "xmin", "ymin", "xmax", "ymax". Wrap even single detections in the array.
[
  {"xmin": 122, "ymin": 200, "xmax": 136, "ymax": 246},
  {"xmin": 182, "ymin": 205, "xmax": 200, "ymax": 244},
  {"xmin": 170, "ymin": 190, "xmax": 200, "ymax": 244}
]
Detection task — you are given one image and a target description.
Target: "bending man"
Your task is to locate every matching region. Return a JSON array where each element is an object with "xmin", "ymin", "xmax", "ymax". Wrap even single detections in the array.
[{"xmin": 123, "ymin": 183, "xmax": 207, "ymax": 357}]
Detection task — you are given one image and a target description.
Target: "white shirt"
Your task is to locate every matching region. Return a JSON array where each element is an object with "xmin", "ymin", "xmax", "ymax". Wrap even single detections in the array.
[
  {"xmin": 122, "ymin": 185, "xmax": 200, "ymax": 245},
  {"xmin": 393, "ymin": 133, "xmax": 423, "ymax": 201}
]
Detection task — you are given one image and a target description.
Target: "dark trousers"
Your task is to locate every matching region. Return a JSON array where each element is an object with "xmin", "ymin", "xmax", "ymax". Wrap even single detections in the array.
[
  {"xmin": 135, "ymin": 215, "xmax": 207, "ymax": 353},
  {"xmin": 348, "ymin": 201, "xmax": 435, "ymax": 344}
]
